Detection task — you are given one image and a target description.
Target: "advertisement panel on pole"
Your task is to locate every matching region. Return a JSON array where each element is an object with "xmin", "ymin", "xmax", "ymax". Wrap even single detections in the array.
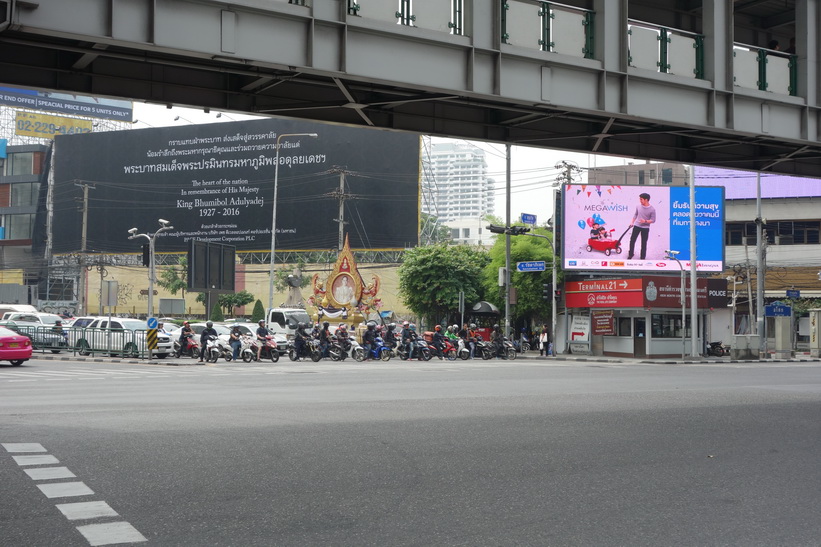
[
  {"xmin": 562, "ymin": 184, "xmax": 724, "ymax": 272},
  {"xmin": 51, "ymin": 118, "xmax": 421, "ymax": 253}
]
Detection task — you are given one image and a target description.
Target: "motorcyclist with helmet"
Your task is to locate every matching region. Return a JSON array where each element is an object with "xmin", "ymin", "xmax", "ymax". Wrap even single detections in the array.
[
  {"xmin": 199, "ymin": 321, "xmax": 218, "ymax": 363},
  {"xmin": 384, "ymin": 323, "xmax": 397, "ymax": 349},
  {"xmin": 293, "ymin": 322, "xmax": 307, "ymax": 361},
  {"xmin": 400, "ymin": 321, "xmax": 415, "ymax": 360},
  {"xmin": 432, "ymin": 325, "xmax": 446, "ymax": 359},
  {"xmin": 319, "ymin": 321, "xmax": 332, "ymax": 357},
  {"xmin": 180, "ymin": 320, "xmax": 194, "ymax": 351},
  {"xmin": 255, "ymin": 319, "xmax": 270, "ymax": 361},
  {"xmin": 362, "ymin": 321, "xmax": 377, "ymax": 360}
]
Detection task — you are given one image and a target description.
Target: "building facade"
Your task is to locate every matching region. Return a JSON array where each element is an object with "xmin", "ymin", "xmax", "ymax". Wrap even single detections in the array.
[{"xmin": 422, "ymin": 142, "xmax": 495, "ymax": 226}]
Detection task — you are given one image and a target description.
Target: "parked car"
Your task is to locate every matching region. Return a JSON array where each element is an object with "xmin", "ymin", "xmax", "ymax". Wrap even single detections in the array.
[
  {"xmin": 69, "ymin": 316, "xmax": 173, "ymax": 358},
  {"xmin": 0, "ymin": 325, "xmax": 33, "ymax": 365},
  {"xmin": 3, "ymin": 312, "xmax": 64, "ymax": 327},
  {"xmin": 0, "ymin": 321, "xmax": 68, "ymax": 354}
]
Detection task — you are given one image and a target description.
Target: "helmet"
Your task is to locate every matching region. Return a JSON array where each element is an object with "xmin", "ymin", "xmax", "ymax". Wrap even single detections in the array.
[
  {"xmin": 297, "ymin": 322, "xmax": 305, "ymax": 329},
  {"xmin": 470, "ymin": 323, "xmax": 476, "ymax": 329},
  {"xmin": 409, "ymin": 323, "xmax": 416, "ymax": 331},
  {"xmin": 367, "ymin": 323, "xmax": 375, "ymax": 330},
  {"xmin": 403, "ymin": 321, "xmax": 409, "ymax": 327},
  {"xmin": 388, "ymin": 323, "xmax": 396, "ymax": 330},
  {"xmin": 206, "ymin": 321, "xmax": 213, "ymax": 328},
  {"xmin": 323, "ymin": 321, "xmax": 329, "ymax": 328},
  {"xmin": 435, "ymin": 325, "xmax": 441, "ymax": 332},
  {"xmin": 259, "ymin": 319, "xmax": 265, "ymax": 325},
  {"xmin": 338, "ymin": 323, "xmax": 346, "ymax": 330},
  {"xmin": 183, "ymin": 321, "xmax": 190, "ymax": 326}
]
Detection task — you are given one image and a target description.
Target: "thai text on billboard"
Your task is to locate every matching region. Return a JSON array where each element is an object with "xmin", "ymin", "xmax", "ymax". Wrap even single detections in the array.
[
  {"xmin": 562, "ymin": 184, "xmax": 724, "ymax": 272},
  {"xmin": 50, "ymin": 118, "xmax": 421, "ymax": 253}
]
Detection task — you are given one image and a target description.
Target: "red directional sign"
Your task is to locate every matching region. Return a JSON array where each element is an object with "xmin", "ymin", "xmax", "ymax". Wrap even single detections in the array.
[{"xmin": 565, "ymin": 279, "xmax": 644, "ymax": 308}]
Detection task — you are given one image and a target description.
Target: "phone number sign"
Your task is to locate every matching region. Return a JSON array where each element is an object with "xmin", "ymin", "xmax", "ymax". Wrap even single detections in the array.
[{"xmin": 15, "ymin": 111, "xmax": 92, "ymax": 140}]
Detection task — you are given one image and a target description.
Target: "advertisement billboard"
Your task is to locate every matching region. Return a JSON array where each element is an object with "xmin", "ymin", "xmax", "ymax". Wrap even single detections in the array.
[
  {"xmin": 562, "ymin": 184, "xmax": 724, "ymax": 272},
  {"xmin": 51, "ymin": 118, "xmax": 420, "ymax": 253},
  {"xmin": 0, "ymin": 86, "xmax": 133, "ymax": 121},
  {"xmin": 695, "ymin": 165, "xmax": 821, "ymax": 199},
  {"xmin": 565, "ymin": 277, "xmax": 728, "ymax": 309}
]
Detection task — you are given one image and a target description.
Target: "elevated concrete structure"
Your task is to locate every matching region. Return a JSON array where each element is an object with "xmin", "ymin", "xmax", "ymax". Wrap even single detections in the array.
[{"xmin": 0, "ymin": 0, "xmax": 819, "ymax": 175}]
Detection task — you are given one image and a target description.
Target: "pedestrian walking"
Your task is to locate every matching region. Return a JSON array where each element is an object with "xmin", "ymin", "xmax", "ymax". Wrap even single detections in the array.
[{"xmin": 539, "ymin": 327, "xmax": 549, "ymax": 357}]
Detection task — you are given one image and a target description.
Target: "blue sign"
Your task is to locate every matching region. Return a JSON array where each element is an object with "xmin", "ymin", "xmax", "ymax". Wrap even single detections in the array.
[
  {"xmin": 0, "ymin": 139, "xmax": 6, "ymax": 159},
  {"xmin": 521, "ymin": 213, "xmax": 537, "ymax": 225},
  {"xmin": 764, "ymin": 304, "xmax": 791, "ymax": 317},
  {"xmin": 147, "ymin": 317, "xmax": 158, "ymax": 329},
  {"xmin": 516, "ymin": 261, "xmax": 546, "ymax": 272},
  {"xmin": 786, "ymin": 289, "xmax": 800, "ymax": 299}
]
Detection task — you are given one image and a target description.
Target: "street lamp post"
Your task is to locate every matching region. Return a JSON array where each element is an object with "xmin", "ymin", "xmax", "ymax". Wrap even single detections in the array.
[
  {"xmin": 128, "ymin": 219, "xmax": 174, "ymax": 320},
  {"xmin": 267, "ymin": 132, "xmax": 318, "ymax": 310},
  {"xmin": 666, "ymin": 250, "xmax": 686, "ymax": 359}
]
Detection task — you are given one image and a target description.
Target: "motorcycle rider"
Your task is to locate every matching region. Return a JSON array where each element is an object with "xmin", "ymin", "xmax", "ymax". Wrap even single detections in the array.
[
  {"xmin": 400, "ymin": 321, "xmax": 415, "ymax": 360},
  {"xmin": 198, "ymin": 321, "xmax": 218, "ymax": 363},
  {"xmin": 293, "ymin": 322, "xmax": 307, "ymax": 361},
  {"xmin": 362, "ymin": 322, "xmax": 376, "ymax": 360},
  {"xmin": 255, "ymin": 319, "xmax": 270, "ymax": 361},
  {"xmin": 319, "ymin": 321, "xmax": 332, "ymax": 357},
  {"xmin": 431, "ymin": 325, "xmax": 446, "ymax": 359},
  {"xmin": 384, "ymin": 323, "xmax": 397, "ymax": 349},
  {"xmin": 446, "ymin": 325, "xmax": 459, "ymax": 343},
  {"xmin": 336, "ymin": 323, "xmax": 350, "ymax": 352},
  {"xmin": 180, "ymin": 320, "xmax": 194, "ymax": 352},
  {"xmin": 229, "ymin": 325, "xmax": 242, "ymax": 361},
  {"xmin": 491, "ymin": 324, "xmax": 504, "ymax": 358}
]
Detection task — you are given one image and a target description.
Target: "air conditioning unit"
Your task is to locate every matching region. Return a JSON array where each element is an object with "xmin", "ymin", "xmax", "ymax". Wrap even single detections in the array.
[{"xmin": 776, "ymin": 235, "xmax": 793, "ymax": 244}]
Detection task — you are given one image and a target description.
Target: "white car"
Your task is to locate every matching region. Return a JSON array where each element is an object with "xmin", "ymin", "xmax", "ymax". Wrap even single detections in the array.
[{"xmin": 69, "ymin": 316, "xmax": 173, "ymax": 358}]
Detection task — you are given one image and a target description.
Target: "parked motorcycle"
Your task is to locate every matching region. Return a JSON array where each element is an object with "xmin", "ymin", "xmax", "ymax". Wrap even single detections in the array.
[
  {"xmin": 203, "ymin": 335, "xmax": 225, "ymax": 363},
  {"xmin": 435, "ymin": 338, "xmax": 457, "ymax": 360},
  {"xmin": 475, "ymin": 336, "xmax": 495, "ymax": 360},
  {"xmin": 501, "ymin": 337, "xmax": 517, "ymax": 360},
  {"xmin": 353, "ymin": 336, "xmax": 392, "ymax": 362},
  {"xmin": 288, "ymin": 337, "xmax": 322, "ymax": 362},
  {"xmin": 706, "ymin": 341, "xmax": 729, "ymax": 357},
  {"xmin": 244, "ymin": 335, "xmax": 280, "ymax": 363},
  {"xmin": 456, "ymin": 338, "xmax": 471, "ymax": 360},
  {"xmin": 174, "ymin": 334, "xmax": 200, "ymax": 359}
]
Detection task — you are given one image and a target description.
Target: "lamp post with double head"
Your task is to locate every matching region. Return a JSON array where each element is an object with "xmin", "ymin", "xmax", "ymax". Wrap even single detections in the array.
[
  {"xmin": 665, "ymin": 250, "xmax": 686, "ymax": 359},
  {"xmin": 128, "ymin": 219, "xmax": 174, "ymax": 320},
  {"xmin": 268, "ymin": 133, "xmax": 319, "ymax": 310}
]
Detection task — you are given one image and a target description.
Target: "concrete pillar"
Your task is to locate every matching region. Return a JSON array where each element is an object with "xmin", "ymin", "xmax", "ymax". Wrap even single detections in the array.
[{"xmin": 808, "ymin": 309, "xmax": 821, "ymax": 357}]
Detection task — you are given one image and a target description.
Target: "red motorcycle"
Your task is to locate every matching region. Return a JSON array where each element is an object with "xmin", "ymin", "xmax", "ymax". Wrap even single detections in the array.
[
  {"xmin": 441, "ymin": 338, "xmax": 458, "ymax": 360},
  {"xmin": 242, "ymin": 335, "xmax": 280, "ymax": 363},
  {"xmin": 174, "ymin": 334, "xmax": 200, "ymax": 359}
]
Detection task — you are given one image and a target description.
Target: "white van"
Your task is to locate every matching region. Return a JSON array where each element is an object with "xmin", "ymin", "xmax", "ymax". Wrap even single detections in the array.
[
  {"xmin": 0, "ymin": 304, "xmax": 39, "ymax": 319},
  {"xmin": 266, "ymin": 308, "xmax": 312, "ymax": 340}
]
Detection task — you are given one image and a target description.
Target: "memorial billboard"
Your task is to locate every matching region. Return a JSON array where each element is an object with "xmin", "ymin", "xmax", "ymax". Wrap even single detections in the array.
[
  {"xmin": 562, "ymin": 184, "xmax": 724, "ymax": 272},
  {"xmin": 51, "ymin": 118, "xmax": 421, "ymax": 253}
]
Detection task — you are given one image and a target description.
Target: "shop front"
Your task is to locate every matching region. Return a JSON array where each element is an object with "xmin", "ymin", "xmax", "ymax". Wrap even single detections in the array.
[{"xmin": 564, "ymin": 276, "xmax": 728, "ymax": 358}]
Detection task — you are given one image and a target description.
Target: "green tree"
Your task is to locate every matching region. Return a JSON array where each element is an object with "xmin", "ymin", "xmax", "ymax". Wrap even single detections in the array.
[
  {"xmin": 481, "ymin": 226, "xmax": 559, "ymax": 320},
  {"xmin": 398, "ymin": 244, "xmax": 490, "ymax": 325},
  {"xmin": 272, "ymin": 264, "xmax": 311, "ymax": 292},
  {"xmin": 251, "ymin": 299, "xmax": 265, "ymax": 322},
  {"xmin": 218, "ymin": 290, "xmax": 255, "ymax": 317},
  {"xmin": 156, "ymin": 256, "xmax": 190, "ymax": 298},
  {"xmin": 209, "ymin": 301, "xmax": 225, "ymax": 322},
  {"xmin": 420, "ymin": 213, "xmax": 452, "ymax": 245}
]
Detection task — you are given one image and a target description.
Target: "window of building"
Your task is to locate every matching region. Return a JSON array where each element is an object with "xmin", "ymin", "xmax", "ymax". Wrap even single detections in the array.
[
  {"xmin": 10, "ymin": 183, "xmax": 39, "ymax": 207},
  {"xmin": 450, "ymin": 228, "xmax": 460, "ymax": 239},
  {"xmin": 462, "ymin": 228, "xmax": 470, "ymax": 238},
  {"xmin": 5, "ymin": 214, "xmax": 34, "ymax": 240},
  {"xmin": 617, "ymin": 316, "xmax": 632, "ymax": 336},
  {"xmin": 6, "ymin": 152, "xmax": 33, "ymax": 176},
  {"xmin": 651, "ymin": 314, "xmax": 691, "ymax": 338}
]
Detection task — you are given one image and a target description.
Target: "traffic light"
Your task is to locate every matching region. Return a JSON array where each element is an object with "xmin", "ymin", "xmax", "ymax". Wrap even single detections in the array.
[
  {"xmin": 510, "ymin": 226, "xmax": 531, "ymax": 235},
  {"xmin": 486, "ymin": 224, "xmax": 531, "ymax": 235},
  {"xmin": 542, "ymin": 283, "xmax": 551, "ymax": 301},
  {"xmin": 141, "ymin": 244, "xmax": 150, "ymax": 267},
  {"xmin": 487, "ymin": 224, "xmax": 506, "ymax": 234},
  {"xmin": 554, "ymin": 288, "xmax": 562, "ymax": 300}
]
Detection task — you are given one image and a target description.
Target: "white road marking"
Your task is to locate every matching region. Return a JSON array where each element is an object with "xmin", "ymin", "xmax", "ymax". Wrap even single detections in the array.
[
  {"xmin": 3, "ymin": 442, "xmax": 47, "ymax": 452},
  {"xmin": 76, "ymin": 522, "xmax": 147, "ymax": 546},
  {"xmin": 25, "ymin": 466, "xmax": 76, "ymax": 480},
  {"xmin": 13, "ymin": 454, "xmax": 60, "ymax": 466},
  {"xmin": 56, "ymin": 501, "xmax": 119, "ymax": 521},
  {"xmin": 37, "ymin": 481, "xmax": 94, "ymax": 498}
]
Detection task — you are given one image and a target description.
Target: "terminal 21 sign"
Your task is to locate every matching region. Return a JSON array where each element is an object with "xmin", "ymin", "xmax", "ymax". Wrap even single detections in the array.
[
  {"xmin": 562, "ymin": 184, "xmax": 724, "ymax": 273},
  {"xmin": 565, "ymin": 277, "xmax": 728, "ymax": 309}
]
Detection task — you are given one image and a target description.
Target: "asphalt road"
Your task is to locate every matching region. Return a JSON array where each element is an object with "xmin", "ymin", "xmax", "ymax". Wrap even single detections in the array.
[{"xmin": 1, "ymin": 357, "xmax": 820, "ymax": 546}]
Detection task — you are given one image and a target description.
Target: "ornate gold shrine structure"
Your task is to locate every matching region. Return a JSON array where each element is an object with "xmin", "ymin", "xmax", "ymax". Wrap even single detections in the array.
[{"xmin": 308, "ymin": 235, "xmax": 381, "ymax": 325}]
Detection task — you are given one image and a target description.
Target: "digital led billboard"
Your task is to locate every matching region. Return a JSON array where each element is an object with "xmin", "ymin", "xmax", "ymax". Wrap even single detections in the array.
[
  {"xmin": 562, "ymin": 184, "xmax": 724, "ymax": 272},
  {"xmin": 51, "ymin": 118, "xmax": 420, "ymax": 253}
]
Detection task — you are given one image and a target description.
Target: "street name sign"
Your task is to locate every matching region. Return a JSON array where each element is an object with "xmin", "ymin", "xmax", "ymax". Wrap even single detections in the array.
[
  {"xmin": 520, "ymin": 213, "xmax": 537, "ymax": 225},
  {"xmin": 516, "ymin": 261, "xmax": 546, "ymax": 272}
]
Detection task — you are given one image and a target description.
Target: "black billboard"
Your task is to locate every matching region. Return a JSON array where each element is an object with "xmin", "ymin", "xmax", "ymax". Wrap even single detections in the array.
[{"xmin": 51, "ymin": 118, "xmax": 420, "ymax": 253}]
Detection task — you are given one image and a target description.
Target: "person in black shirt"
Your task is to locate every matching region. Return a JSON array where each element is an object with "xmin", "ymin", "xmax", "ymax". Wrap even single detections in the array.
[
  {"xmin": 319, "ymin": 321, "xmax": 332, "ymax": 357},
  {"xmin": 228, "ymin": 325, "xmax": 242, "ymax": 361},
  {"xmin": 431, "ymin": 325, "xmax": 446, "ymax": 359},
  {"xmin": 362, "ymin": 322, "xmax": 376, "ymax": 360},
  {"xmin": 199, "ymin": 321, "xmax": 218, "ymax": 363},
  {"xmin": 255, "ymin": 319, "xmax": 270, "ymax": 361}
]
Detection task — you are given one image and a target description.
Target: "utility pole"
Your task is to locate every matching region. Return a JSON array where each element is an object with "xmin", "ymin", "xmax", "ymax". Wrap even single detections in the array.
[
  {"xmin": 74, "ymin": 181, "xmax": 94, "ymax": 315},
  {"xmin": 755, "ymin": 172, "xmax": 766, "ymax": 358},
  {"xmin": 328, "ymin": 166, "xmax": 353, "ymax": 251},
  {"xmin": 505, "ymin": 144, "xmax": 512, "ymax": 338}
]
